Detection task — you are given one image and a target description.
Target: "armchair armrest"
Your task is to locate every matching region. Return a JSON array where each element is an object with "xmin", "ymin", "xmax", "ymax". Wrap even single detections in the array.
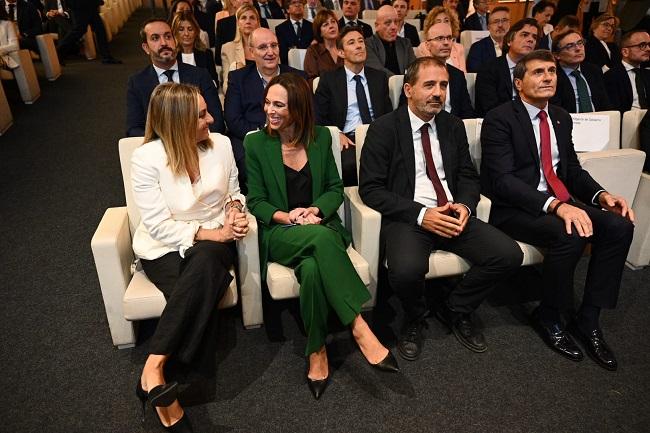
[
  {"xmin": 238, "ymin": 214, "xmax": 263, "ymax": 328},
  {"xmin": 346, "ymin": 187, "xmax": 381, "ymax": 307},
  {"xmin": 476, "ymin": 194, "xmax": 491, "ymax": 223},
  {"xmin": 90, "ymin": 207, "xmax": 137, "ymax": 347},
  {"xmin": 35, "ymin": 33, "xmax": 61, "ymax": 81}
]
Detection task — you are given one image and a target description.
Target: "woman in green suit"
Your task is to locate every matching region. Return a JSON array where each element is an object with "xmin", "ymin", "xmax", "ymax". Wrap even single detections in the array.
[{"xmin": 245, "ymin": 73, "xmax": 399, "ymax": 400}]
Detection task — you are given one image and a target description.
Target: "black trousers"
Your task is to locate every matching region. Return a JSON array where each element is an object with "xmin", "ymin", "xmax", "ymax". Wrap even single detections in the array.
[
  {"xmin": 57, "ymin": 7, "xmax": 112, "ymax": 59},
  {"xmin": 494, "ymin": 203, "xmax": 634, "ymax": 311},
  {"xmin": 140, "ymin": 241, "xmax": 235, "ymax": 365},
  {"xmin": 384, "ymin": 217, "xmax": 523, "ymax": 322}
]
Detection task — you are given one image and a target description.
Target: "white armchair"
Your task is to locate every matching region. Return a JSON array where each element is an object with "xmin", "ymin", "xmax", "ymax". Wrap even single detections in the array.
[
  {"xmin": 91, "ymin": 136, "xmax": 260, "ymax": 348},
  {"xmin": 238, "ymin": 126, "xmax": 375, "ymax": 329}
]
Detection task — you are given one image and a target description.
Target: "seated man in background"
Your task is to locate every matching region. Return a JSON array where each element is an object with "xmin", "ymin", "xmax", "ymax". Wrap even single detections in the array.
[
  {"xmin": 462, "ymin": 0, "xmax": 489, "ymax": 32},
  {"xmin": 359, "ymin": 57, "xmax": 523, "ymax": 361},
  {"xmin": 481, "ymin": 50, "xmax": 634, "ymax": 371},
  {"xmin": 44, "ymin": 0, "xmax": 72, "ymax": 41},
  {"xmin": 224, "ymin": 27, "xmax": 305, "ymax": 190},
  {"xmin": 551, "ymin": 29, "xmax": 611, "ymax": 113},
  {"xmin": 475, "ymin": 18, "xmax": 539, "ymax": 116},
  {"xmin": 275, "ymin": 0, "xmax": 314, "ymax": 65},
  {"xmin": 466, "ymin": 6, "xmax": 509, "ymax": 73},
  {"xmin": 126, "ymin": 19, "xmax": 224, "ymax": 137},
  {"xmin": 315, "ymin": 26, "xmax": 392, "ymax": 186},
  {"xmin": 365, "ymin": 5, "xmax": 416, "ymax": 77},
  {"xmin": 339, "ymin": 0, "xmax": 373, "ymax": 38},
  {"xmin": 6, "ymin": 0, "xmax": 41, "ymax": 53},
  {"xmin": 392, "ymin": 0, "xmax": 419, "ymax": 48},
  {"xmin": 604, "ymin": 30, "xmax": 650, "ymax": 112},
  {"xmin": 254, "ymin": 0, "xmax": 284, "ymax": 19}
]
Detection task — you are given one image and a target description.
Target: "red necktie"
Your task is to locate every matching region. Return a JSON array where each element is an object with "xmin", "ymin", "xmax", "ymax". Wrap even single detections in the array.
[
  {"xmin": 538, "ymin": 111, "xmax": 570, "ymax": 202},
  {"xmin": 420, "ymin": 123, "xmax": 449, "ymax": 207}
]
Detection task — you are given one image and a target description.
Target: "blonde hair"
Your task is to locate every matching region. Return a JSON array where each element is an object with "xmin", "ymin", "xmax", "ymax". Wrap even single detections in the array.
[
  {"xmin": 423, "ymin": 6, "xmax": 460, "ymax": 39},
  {"xmin": 171, "ymin": 10, "xmax": 207, "ymax": 51},
  {"xmin": 144, "ymin": 83, "xmax": 212, "ymax": 177},
  {"xmin": 234, "ymin": 4, "xmax": 260, "ymax": 44}
]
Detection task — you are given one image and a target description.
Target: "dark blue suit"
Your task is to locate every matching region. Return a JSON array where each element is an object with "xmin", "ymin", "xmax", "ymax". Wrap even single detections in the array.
[
  {"xmin": 223, "ymin": 64, "xmax": 306, "ymax": 187},
  {"xmin": 466, "ymin": 36, "xmax": 497, "ymax": 73},
  {"xmin": 126, "ymin": 62, "xmax": 225, "ymax": 137},
  {"xmin": 275, "ymin": 19, "xmax": 314, "ymax": 65}
]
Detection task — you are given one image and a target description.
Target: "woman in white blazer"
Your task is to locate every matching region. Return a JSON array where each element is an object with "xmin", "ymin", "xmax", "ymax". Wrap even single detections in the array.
[
  {"xmin": 220, "ymin": 3, "xmax": 260, "ymax": 93},
  {"xmin": 132, "ymin": 83, "xmax": 248, "ymax": 433}
]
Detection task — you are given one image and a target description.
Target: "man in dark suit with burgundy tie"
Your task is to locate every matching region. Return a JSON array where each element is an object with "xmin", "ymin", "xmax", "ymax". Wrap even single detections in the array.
[
  {"xmin": 359, "ymin": 57, "xmax": 523, "ymax": 361},
  {"xmin": 480, "ymin": 50, "xmax": 635, "ymax": 371}
]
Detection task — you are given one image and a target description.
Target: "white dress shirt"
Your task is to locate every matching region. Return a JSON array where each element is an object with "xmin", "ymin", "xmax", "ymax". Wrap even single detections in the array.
[
  {"xmin": 506, "ymin": 54, "xmax": 517, "ymax": 98},
  {"xmin": 131, "ymin": 134, "xmax": 245, "ymax": 260},
  {"xmin": 406, "ymin": 107, "xmax": 456, "ymax": 225},
  {"xmin": 623, "ymin": 60, "xmax": 643, "ymax": 110},
  {"xmin": 491, "ymin": 37, "xmax": 502, "ymax": 57},
  {"xmin": 343, "ymin": 66, "xmax": 375, "ymax": 133},
  {"xmin": 181, "ymin": 52, "xmax": 196, "ymax": 66},
  {"xmin": 153, "ymin": 62, "xmax": 179, "ymax": 83}
]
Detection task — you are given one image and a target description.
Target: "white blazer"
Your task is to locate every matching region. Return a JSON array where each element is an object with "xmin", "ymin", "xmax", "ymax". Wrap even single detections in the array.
[
  {"xmin": 220, "ymin": 40, "xmax": 246, "ymax": 94},
  {"xmin": 130, "ymin": 133, "xmax": 245, "ymax": 260},
  {"xmin": 0, "ymin": 20, "xmax": 19, "ymax": 69}
]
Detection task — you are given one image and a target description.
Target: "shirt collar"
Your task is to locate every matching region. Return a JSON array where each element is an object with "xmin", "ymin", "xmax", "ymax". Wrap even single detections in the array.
[
  {"xmin": 561, "ymin": 64, "xmax": 581, "ymax": 76},
  {"xmin": 506, "ymin": 54, "xmax": 517, "ymax": 70},
  {"xmin": 521, "ymin": 99, "xmax": 549, "ymax": 121},
  {"xmin": 407, "ymin": 105, "xmax": 436, "ymax": 134},
  {"xmin": 344, "ymin": 65, "xmax": 366, "ymax": 82},
  {"xmin": 622, "ymin": 60, "xmax": 638, "ymax": 71},
  {"xmin": 153, "ymin": 62, "xmax": 179, "ymax": 77},
  {"xmin": 256, "ymin": 65, "xmax": 281, "ymax": 86}
]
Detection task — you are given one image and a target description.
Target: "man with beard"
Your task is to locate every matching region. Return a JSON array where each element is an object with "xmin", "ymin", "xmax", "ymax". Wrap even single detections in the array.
[
  {"xmin": 126, "ymin": 19, "xmax": 224, "ymax": 137},
  {"xmin": 358, "ymin": 57, "xmax": 522, "ymax": 361}
]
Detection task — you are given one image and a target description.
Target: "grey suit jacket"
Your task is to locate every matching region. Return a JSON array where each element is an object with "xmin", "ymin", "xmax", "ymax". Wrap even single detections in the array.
[{"xmin": 364, "ymin": 34, "xmax": 416, "ymax": 77}]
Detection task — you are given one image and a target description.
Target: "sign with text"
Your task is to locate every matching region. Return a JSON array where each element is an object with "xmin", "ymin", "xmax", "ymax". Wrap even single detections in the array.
[{"xmin": 570, "ymin": 114, "xmax": 610, "ymax": 152}]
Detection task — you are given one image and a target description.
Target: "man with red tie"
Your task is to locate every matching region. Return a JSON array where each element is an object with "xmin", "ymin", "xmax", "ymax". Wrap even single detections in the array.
[
  {"xmin": 359, "ymin": 57, "xmax": 523, "ymax": 361},
  {"xmin": 480, "ymin": 50, "xmax": 635, "ymax": 371}
]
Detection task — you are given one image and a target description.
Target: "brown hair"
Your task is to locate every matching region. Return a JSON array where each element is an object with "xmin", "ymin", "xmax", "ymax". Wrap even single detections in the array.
[
  {"xmin": 171, "ymin": 11, "xmax": 206, "ymax": 51},
  {"xmin": 423, "ymin": 6, "xmax": 460, "ymax": 39},
  {"xmin": 504, "ymin": 18, "xmax": 540, "ymax": 51},
  {"xmin": 140, "ymin": 18, "xmax": 170, "ymax": 43},
  {"xmin": 404, "ymin": 56, "xmax": 448, "ymax": 86},
  {"xmin": 590, "ymin": 13, "xmax": 619, "ymax": 35},
  {"xmin": 144, "ymin": 83, "xmax": 212, "ymax": 177},
  {"xmin": 313, "ymin": 9, "xmax": 339, "ymax": 43},
  {"xmin": 551, "ymin": 29, "xmax": 582, "ymax": 53},
  {"xmin": 263, "ymin": 74, "xmax": 315, "ymax": 148},
  {"xmin": 336, "ymin": 25, "xmax": 364, "ymax": 50}
]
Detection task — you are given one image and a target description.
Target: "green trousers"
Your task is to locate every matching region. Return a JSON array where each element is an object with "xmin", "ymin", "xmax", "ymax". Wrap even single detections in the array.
[{"xmin": 267, "ymin": 224, "xmax": 371, "ymax": 355}]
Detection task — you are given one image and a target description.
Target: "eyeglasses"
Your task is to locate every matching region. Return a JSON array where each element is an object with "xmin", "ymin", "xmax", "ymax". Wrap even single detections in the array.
[
  {"xmin": 488, "ymin": 18, "xmax": 510, "ymax": 25},
  {"xmin": 253, "ymin": 42, "xmax": 279, "ymax": 51},
  {"xmin": 624, "ymin": 42, "xmax": 650, "ymax": 50},
  {"xmin": 599, "ymin": 22, "xmax": 616, "ymax": 29},
  {"xmin": 427, "ymin": 35, "xmax": 454, "ymax": 43},
  {"xmin": 558, "ymin": 39, "xmax": 585, "ymax": 51}
]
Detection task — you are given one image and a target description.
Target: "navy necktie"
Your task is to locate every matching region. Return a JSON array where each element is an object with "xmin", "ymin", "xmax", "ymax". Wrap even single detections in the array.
[
  {"xmin": 353, "ymin": 75, "xmax": 372, "ymax": 124},
  {"xmin": 163, "ymin": 70, "xmax": 175, "ymax": 83}
]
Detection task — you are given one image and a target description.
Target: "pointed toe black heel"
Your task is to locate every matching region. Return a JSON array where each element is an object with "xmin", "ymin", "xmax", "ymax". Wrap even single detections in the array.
[
  {"xmin": 135, "ymin": 380, "xmax": 179, "ymax": 422},
  {"xmin": 307, "ymin": 375, "xmax": 330, "ymax": 400},
  {"xmin": 370, "ymin": 351, "xmax": 400, "ymax": 373}
]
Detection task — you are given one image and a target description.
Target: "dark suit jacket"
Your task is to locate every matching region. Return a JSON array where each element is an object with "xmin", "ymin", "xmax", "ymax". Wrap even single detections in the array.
[
  {"xmin": 224, "ymin": 63, "xmax": 306, "ymax": 159},
  {"xmin": 359, "ymin": 105, "xmax": 480, "ymax": 229},
  {"xmin": 640, "ymin": 109, "xmax": 650, "ymax": 172},
  {"xmin": 16, "ymin": 0, "xmax": 43, "ymax": 39},
  {"xmin": 604, "ymin": 63, "xmax": 650, "ymax": 112},
  {"xmin": 177, "ymin": 49, "xmax": 219, "ymax": 86},
  {"xmin": 447, "ymin": 64, "xmax": 475, "ymax": 119},
  {"xmin": 193, "ymin": 0, "xmax": 220, "ymax": 47},
  {"xmin": 480, "ymin": 100, "xmax": 602, "ymax": 226},
  {"xmin": 551, "ymin": 62, "xmax": 611, "ymax": 113},
  {"xmin": 475, "ymin": 55, "xmax": 513, "ymax": 117},
  {"xmin": 275, "ymin": 19, "xmax": 315, "ymax": 65},
  {"xmin": 254, "ymin": 0, "xmax": 285, "ymax": 19},
  {"xmin": 584, "ymin": 35, "xmax": 622, "ymax": 71},
  {"xmin": 463, "ymin": 12, "xmax": 488, "ymax": 31},
  {"xmin": 315, "ymin": 66, "xmax": 392, "ymax": 130},
  {"xmin": 364, "ymin": 33, "xmax": 416, "ymax": 77},
  {"xmin": 126, "ymin": 62, "xmax": 225, "ymax": 137},
  {"xmin": 618, "ymin": 0, "xmax": 650, "ymax": 31},
  {"xmin": 402, "ymin": 22, "xmax": 420, "ymax": 48},
  {"xmin": 245, "ymin": 125, "xmax": 349, "ymax": 279},
  {"xmin": 215, "ymin": 15, "xmax": 269, "ymax": 65},
  {"xmin": 338, "ymin": 17, "xmax": 373, "ymax": 39},
  {"xmin": 466, "ymin": 35, "xmax": 497, "ymax": 73}
]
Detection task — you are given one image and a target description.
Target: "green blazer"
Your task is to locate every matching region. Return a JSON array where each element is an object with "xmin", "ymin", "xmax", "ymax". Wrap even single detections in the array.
[{"xmin": 245, "ymin": 126, "xmax": 351, "ymax": 279}]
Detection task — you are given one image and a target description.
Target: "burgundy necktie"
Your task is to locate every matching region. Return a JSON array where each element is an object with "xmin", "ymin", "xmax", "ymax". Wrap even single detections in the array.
[
  {"xmin": 420, "ymin": 123, "xmax": 448, "ymax": 207},
  {"xmin": 538, "ymin": 111, "xmax": 570, "ymax": 202}
]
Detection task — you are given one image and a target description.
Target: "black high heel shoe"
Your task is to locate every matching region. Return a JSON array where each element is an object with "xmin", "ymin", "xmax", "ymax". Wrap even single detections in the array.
[
  {"xmin": 307, "ymin": 373, "xmax": 329, "ymax": 400},
  {"xmin": 135, "ymin": 380, "xmax": 179, "ymax": 422},
  {"xmin": 369, "ymin": 351, "xmax": 400, "ymax": 373}
]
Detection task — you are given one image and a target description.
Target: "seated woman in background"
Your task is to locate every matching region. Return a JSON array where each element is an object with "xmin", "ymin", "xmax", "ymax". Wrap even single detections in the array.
[
  {"xmin": 169, "ymin": 0, "xmax": 211, "ymax": 48},
  {"xmin": 304, "ymin": 9, "xmax": 343, "ymax": 83},
  {"xmin": 221, "ymin": 4, "xmax": 260, "ymax": 93},
  {"xmin": 416, "ymin": 6, "xmax": 466, "ymax": 72},
  {"xmin": 0, "ymin": 7, "xmax": 19, "ymax": 71},
  {"xmin": 132, "ymin": 83, "xmax": 248, "ymax": 432},
  {"xmin": 172, "ymin": 11, "xmax": 220, "ymax": 85},
  {"xmin": 245, "ymin": 73, "xmax": 399, "ymax": 401},
  {"xmin": 585, "ymin": 13, "xmax": 622, "ymax": 72}
]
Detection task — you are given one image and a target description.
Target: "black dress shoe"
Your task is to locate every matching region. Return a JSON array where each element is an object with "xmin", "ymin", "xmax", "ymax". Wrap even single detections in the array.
[
  {"xmin": 369, "ymin": 351, "xmax": 400, "ymax": 372},
  {"xmin": 570, "ymin": 323, "xmax": 618, "ymax": 371},
  {"xmin": 398, "ymin": 319, "xmax": 427, "ymax": 361},
  {"xmin": 307, "ymin": 375, "xmax": 329, "ymax": 400},
  {"xmin": 135, "ymin": 380, "xmax": 179, "ymax": 422},
  {"xmin": 435, "ymin": 304, "xmax": 487, "ymax": 353},
  {"xmin": 531, "ymin": 311, "xmax": 583, "ymax": 361}
]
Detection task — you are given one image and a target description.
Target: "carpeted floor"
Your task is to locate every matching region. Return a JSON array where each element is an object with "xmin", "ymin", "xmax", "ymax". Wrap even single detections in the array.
[{"xmin": 0, "ymin": 8, "xmax": 649, "ymax": 433}]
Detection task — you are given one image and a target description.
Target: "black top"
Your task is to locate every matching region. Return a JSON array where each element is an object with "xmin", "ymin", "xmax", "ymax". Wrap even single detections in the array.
[
  {"xmin": 381, "ymin": 38, "xmax": 401, "ymax": 76},
  {"xmin": 285, "ymin": 162, "xmax": 313, "ymax": 209}
]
